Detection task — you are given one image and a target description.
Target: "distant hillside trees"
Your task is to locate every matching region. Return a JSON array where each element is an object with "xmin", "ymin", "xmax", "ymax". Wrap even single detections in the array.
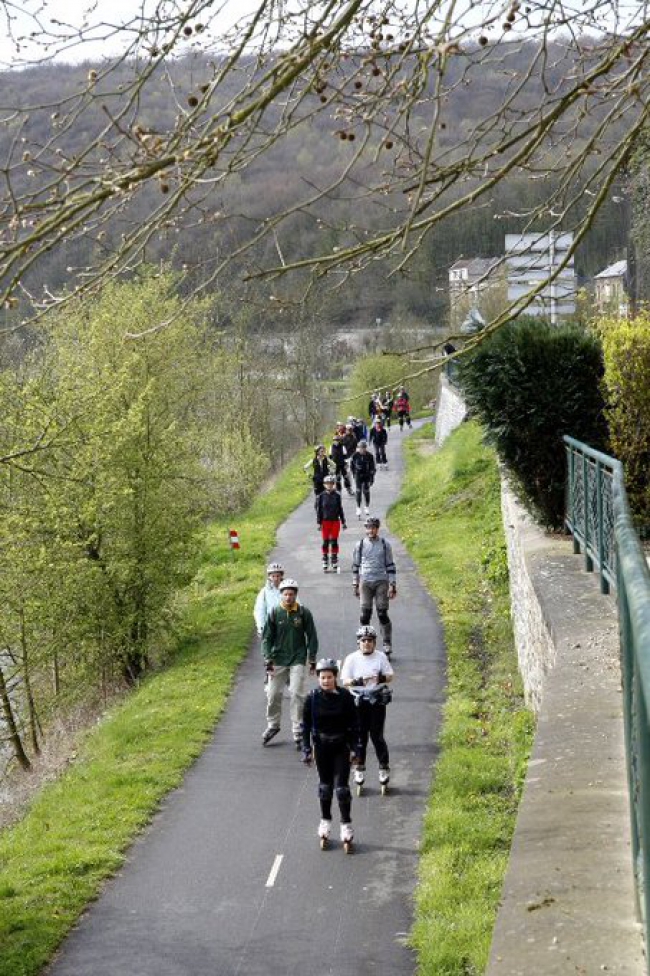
[{"xmin": 0, "ymin": 2, "xmax": 645, "ymax": 339}]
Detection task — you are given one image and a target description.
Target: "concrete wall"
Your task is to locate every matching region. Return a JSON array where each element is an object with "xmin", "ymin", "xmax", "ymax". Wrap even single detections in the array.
[
  {"xmin": 487, "ymin": 477, "xmax": 643, "ymax": 974},
  {"xmin": 435, "ymin": 391, "xmax": 643, "ymax": 971},
  {"xmin": 500, "ymin": 481, "xmax": 556, "ymax": 714},
  {"xmin": 434, "ymin": 374, "xmax": 467, "ymax": 447}
]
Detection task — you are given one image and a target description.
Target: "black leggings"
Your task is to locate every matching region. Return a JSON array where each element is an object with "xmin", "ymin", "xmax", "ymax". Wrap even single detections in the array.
[
  {"xmin": 314, "ymin": 734, "xmax": 352, "ymax": 823},
  {"xmin": 355, "ymin": 478, "xmax": 371, "ymax": 507},
  {"xmin": 356, "ymin": 701, "xmax": 389, "ymax": 768}
]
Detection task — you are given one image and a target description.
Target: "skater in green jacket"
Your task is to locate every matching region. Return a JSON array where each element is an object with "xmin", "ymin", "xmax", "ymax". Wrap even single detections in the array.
[{"xmin": 261, "ymin": 578, "xmax": 319, "ymax": 748}]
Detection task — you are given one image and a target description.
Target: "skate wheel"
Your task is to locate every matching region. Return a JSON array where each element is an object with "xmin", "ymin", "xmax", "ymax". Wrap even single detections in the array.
[
  {"xmin": 320, "ymin": 837, "xmax": 328, "ymax": 850},
  {"xmin": 356, "ymin": 783, "xmax": 363, "ymax": 797},
  {"xmin": 343, "ymin": 840, "xmax": 353, "ymax": 855},
  {"xmin": 381, "ymin": 784, "xmax": 388, "ymax": 796}
]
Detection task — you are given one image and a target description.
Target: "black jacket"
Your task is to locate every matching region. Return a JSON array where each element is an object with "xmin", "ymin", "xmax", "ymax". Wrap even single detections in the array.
[
  {"xmin": 369, "ymin": 426, "xmax": 388, "ymax": 448},
  {"xmin": 302, "ymin": 687, "xmax": 360, "ymax": 753},
  {"xmin": 329, "ymin": 440, "xmax": 347, "ymax": 470},
  {"xmin": 311, "ymin": 456, "xmax": 330, "ymax": 487},
  {"xmin": 350, "ymin": 451, "xmax": 376, "ymax": 482},
  {"xmin": 341, "ymin": 432, "xmax": 357, "ymax": 457},
  {"xmin": 316, "ymin": 490, "xmax": 346, "ymax": 526}
]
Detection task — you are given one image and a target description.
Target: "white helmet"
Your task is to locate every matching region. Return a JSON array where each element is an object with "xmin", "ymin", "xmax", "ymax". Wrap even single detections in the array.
[
  {"xmin": 356, "ymin": 625, "xmax": 377, "ymax": 640},
  {"xmin": 266, "ymin": 562, "xmax": 284, "ymax": 575},
  {"xmin": 279, "ymin": 578, "xmax": 299, "ymax": 592}
]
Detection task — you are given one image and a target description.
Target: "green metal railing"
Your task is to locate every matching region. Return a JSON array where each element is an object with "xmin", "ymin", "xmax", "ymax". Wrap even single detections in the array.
[
  {"xmin": 614, "ymin": 473, "xmax": 650, "ymax": 943},
  {"xmin": 565, "ymin": 435, "xmax": 650, "ymax": 949},
  {"xmin": 564, "ymin": 435, "xmax": 619, "ymax": 594}
]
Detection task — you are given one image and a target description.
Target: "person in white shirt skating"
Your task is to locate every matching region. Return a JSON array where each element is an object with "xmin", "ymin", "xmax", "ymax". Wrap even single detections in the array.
[{"xmin": 341, "ymin": 625, "xmax": 394, "ymax": 794}]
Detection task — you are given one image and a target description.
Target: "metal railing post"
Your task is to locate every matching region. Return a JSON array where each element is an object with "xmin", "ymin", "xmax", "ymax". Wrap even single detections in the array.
[
  {"xmin": 568, "ymin": 445, "xmax": 580, "ymax": 553},
  {"xmin": 596, "ymin": 460, "xmax": 609, "ymax": 594},
  {"xmin": 583, "ymin": 453, "xmax": 593, "ymax": 573}
]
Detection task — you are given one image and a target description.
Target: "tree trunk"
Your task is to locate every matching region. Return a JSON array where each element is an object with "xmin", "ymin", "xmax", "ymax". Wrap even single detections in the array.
[
  {"xmin": 20, "ymin": 608, "xmax": 41, "ymax": 756},
  {"xmin": 0, "ymin": 662, "xmax": 31, "ymax": 771}
]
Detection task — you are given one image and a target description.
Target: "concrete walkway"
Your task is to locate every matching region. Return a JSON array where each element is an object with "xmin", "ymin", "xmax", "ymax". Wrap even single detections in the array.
[
  {"xmin": 45, "ymin": 422, "xmax": 446, "ymax": 976},
  {"xmin": 486, "ymin": 491, "xmax": 645, "ymax": 975}
]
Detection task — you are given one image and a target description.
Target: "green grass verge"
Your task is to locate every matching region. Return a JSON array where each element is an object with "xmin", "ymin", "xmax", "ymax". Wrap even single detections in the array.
[
  {"xmin": 389, "ymin": 420, "xmax": 535, "ymax": 976},
  {"xmin": 0, "ymin": 455, "xmax": 311, "ymax": 976}
]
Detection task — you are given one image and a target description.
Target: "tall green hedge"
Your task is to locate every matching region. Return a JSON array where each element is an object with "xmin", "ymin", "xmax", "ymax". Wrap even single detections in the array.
[
  {"xmin": 458, "ymin": 317, "xmax": 608, "ymax": 528},
  {"xmin": 601, "ymin": 312, "xmax": 650, "ymax": 527}
]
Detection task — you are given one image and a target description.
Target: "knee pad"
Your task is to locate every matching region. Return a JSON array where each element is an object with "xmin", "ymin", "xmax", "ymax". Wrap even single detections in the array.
[
  {"xmin": 318, "ymin": 783, "xmax": 333, "ymax": 802},
  {"xmin": 377, "ymin": 609, "xmax": 390, "ymax": 626},
  {"xmin": 335, "ymin": 786, "xmax": 351, "ymax": 804},
  {"xmin": 360, "ymin": 608, "xmax": 372, "ymax": 625}
]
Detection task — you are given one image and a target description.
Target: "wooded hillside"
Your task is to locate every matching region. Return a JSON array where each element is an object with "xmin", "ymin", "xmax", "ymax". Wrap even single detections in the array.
[{"xmin": 0, "ymin": 40, "xmax": 630, "ymax": 338}]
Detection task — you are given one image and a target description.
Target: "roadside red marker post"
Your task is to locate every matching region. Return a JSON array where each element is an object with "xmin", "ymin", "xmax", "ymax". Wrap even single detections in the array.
[{"xmin": 229, "ymin": 529, "xmax": 240, "ymax": 558}]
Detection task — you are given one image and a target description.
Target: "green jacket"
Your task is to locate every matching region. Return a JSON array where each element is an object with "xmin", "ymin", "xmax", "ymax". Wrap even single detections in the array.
[{"xmin": 262, "ymin": 602, "xmax": 318, "ymax": 667}]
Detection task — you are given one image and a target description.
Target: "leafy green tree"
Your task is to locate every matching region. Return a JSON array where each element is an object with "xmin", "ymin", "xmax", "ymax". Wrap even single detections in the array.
[{"xmin": 0, "ymin": 273, "xmax": 272, "ymax": 772}]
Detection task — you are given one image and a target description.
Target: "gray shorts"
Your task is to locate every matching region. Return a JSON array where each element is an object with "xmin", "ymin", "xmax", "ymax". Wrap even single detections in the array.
[{"xmin": 360, "ymin": 579, "xmax": 389, "ymax": 612}]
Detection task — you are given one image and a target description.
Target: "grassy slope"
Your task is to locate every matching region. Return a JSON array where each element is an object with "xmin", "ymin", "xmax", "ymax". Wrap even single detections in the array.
[
  {"xmin": 389, "ymin": 421, "xmax": 534, "ymax": 975},
  {"xmin": 0, "ymin": 455, "xmax": 311, "ymax": 976}
]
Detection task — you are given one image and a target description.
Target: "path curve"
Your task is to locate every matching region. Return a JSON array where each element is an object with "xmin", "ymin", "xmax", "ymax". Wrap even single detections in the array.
[{"xmin": 46, "ymin": 422, "xmax": 446, "ymax": 976}]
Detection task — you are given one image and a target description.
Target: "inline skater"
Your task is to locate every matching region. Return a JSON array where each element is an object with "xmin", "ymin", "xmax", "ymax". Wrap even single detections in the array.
[
  {"xmin": 351, "ymin": 416, "xmax": 367, "ymax": 443},
  {"xmin": 329, "ymin": 434, "xmax": 353, "ymax": 496},
  {"xmin": 253, "ymin": 562, "xmax": 284, "ymax": 638},
  {"xmin": 341, "ymin": 422, "xmax": 358, "ymax": 462},
  {"xmin": 395, "ymin": 389, "xmax": 412, "ymax": 430},
  {"xmin": 351, "ymin": 516, "xmax": 397, "ymax": 656},
  {"xmin": 261, "ymin": 578, "xmax": 318, "ymax": 748},
  {"xmin": 349, "ymin": 439, "xmax": 376, "ymax": 518},
  {"xmin": 383, "ymin": 390, "xmax": 394, "ymax": 428},
  {"xmin": 341, "ymin": 626, "xmax": 394, "ymax": 794},
  {"xmin": 303, "ymin": 445, "xmax": 330, "ymax": 501},
  {"xmin": 302, "ymin": 658, "xmax": 360, "ymax": 852},
  {"xmin": 316, "ymin": 474, "xmax": 347, "ymax": 573},
  {"xmin": 369, "ymin": 416, "xmax": 388, "ymax": 469}
]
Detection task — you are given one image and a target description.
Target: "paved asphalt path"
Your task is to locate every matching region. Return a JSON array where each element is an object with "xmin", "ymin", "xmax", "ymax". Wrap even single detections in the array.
[{"xmin": 46, "ymin": 421, "xmax": 446, "ymax": 976}]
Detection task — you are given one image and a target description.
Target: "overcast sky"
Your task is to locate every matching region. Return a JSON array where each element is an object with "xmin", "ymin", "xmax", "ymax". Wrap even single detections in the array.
[{"xmin": 1, "ymin": 1, "xmax": 646, "ymax": 69}]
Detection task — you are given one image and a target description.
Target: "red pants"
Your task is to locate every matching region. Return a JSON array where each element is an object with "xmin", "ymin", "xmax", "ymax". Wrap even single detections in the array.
[{"xmin": 321, "ymin": 520, "xmax": 341, "ymax": 559}]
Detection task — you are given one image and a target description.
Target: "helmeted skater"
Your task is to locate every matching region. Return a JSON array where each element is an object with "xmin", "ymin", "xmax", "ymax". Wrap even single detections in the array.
[
  {"xmin": 368, "ymin": 417, "xmax": 388, "ymax": 468},
  {"xmin": 302, "ymin": 657, "xmax": 360, "ymax": 851},
  {"xmin": 341, "ymin": 626, "xmax": 394, "ymax": 793},
  {"xmin": 253, "ymin": 562, "xmax": 284, "ymax": 638},
  {"xmin": 316, "ymin": 474, "xmax": 347, "ymax": 573},
  {"xmin": 349, "ymin": 439, "xmax": 376, "ymax": 518},
  {"xmin": 351, "ymin": 516, "xmax": 397, "ymax": 656},
  {"xmin": 261, "ymin": 578, "xmax": 318, "ymax": 748}
]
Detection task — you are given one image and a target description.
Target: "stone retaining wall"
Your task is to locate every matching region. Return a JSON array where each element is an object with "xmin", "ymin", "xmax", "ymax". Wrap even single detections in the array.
[
  {"xmin": 500, "ymin": 480, "xmax": 556, "ymax": 714},
  {"xmin": 434, "ymin": 374, "xmax": 467, "ymax": 447}
]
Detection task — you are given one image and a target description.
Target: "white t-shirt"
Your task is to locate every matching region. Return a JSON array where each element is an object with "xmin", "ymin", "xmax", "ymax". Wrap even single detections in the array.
[{"xmin": 340, "ymin": 649, "xmax": 393, "ymax": 687}]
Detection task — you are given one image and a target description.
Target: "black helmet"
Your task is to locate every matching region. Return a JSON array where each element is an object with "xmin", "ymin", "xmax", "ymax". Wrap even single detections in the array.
[
  {"xmin": 316, "ymin": 657, "xmax": 339, "ymax": 674},
  {"xmin": 364, "ymin": 516, "xmax": 380, "ymax": 528}
]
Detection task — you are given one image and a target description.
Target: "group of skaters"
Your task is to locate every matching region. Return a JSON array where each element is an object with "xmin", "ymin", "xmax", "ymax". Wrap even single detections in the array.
[
  {"xmin": 369, "ymin": 387, "xmax": 412, "ymax": 432},
  {"xmin": 304, "ymin": 386, "xmax": 411, "ymax": 575},
  {"xmin": 253, "ymin": 436, "xmax": 402, "ymax": 851}
]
